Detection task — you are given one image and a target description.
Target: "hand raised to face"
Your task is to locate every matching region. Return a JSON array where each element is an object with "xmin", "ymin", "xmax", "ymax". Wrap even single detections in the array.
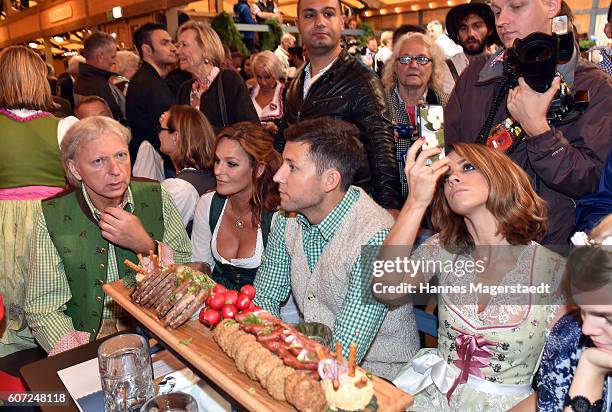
[
  {"xmin": 99, "ymin": 207, "xmax": 155, "ymax": 255},
  {"xmin": 405, "ymin": 137, "xmax": 450, "ymax": 209}
]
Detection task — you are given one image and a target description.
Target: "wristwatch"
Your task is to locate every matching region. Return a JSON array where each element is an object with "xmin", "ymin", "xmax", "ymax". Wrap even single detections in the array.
[{"xmin": 564, "ymin": 394, "xmax": 604, "ymax": 412}]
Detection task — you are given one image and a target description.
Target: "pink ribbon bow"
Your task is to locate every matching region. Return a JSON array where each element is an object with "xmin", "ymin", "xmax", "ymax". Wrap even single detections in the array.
[{"xmin": 446, "ymin": 333, "xmax": 495, "ymax": 402}]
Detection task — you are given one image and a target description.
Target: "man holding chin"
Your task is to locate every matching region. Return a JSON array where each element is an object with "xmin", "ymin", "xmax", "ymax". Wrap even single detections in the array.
[{"xmin": 25, "ymin": 116, "xmax": 191, "ymax": 355}]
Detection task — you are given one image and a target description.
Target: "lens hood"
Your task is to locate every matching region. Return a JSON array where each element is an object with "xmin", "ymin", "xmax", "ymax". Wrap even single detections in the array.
[{"xmin": 509, "ymin": 32, "xmax": 559, "ymax": 92}]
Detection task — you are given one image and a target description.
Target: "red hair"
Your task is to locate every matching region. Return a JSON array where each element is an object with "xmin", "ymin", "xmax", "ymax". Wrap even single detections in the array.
[
  {"xmin": 214, "ymin": 122, "xmax": 281, "ymax": 225},
  {"xmin": 431, "ymin": 143, "xmax": 547, "ymax": 252}
]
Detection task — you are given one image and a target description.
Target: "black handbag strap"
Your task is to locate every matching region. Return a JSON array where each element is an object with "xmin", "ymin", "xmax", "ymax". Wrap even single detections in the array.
[{"xmin": 217, "ymin": 70, "xmax": 228, "ymax": 127}]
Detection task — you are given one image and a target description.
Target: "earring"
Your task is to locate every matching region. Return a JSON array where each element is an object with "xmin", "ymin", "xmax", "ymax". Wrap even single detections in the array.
[{"xmin": 204, "ymin": 58, "xmax": 210, "ymax": 65}]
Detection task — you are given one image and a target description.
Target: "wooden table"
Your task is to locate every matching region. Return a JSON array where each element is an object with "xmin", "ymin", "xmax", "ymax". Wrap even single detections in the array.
[{"xmin": 104, "ymin": 280, "xmax": 413, "ymax": 412}]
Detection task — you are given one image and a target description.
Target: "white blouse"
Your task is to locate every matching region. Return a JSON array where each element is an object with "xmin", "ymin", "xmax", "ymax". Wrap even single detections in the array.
[
  {"xmin": 250, "ymin": 82, "xmax": 284, "ymax": 123},
  {"xmin": 191, "ymin": 191, "xmax": 301, "ymax": 323},
  {"xmin": 191, "ymin": 191, "xmax": 263, "ymax": 269}
]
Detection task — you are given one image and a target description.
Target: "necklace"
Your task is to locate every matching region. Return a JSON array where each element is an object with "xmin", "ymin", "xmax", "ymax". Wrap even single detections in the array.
[
  {"xmin": 235, "ymin": 215, "xmax": 246, "ymax": 230},
  {"xmin": 228, "ymin": 203, "xmax": 249, "ymax": 230}
]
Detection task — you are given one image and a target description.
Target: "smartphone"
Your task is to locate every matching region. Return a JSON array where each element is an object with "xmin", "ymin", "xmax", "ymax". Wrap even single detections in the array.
[{"xmin": 416, "ymin": 104, "xmax": 445, "ymax": 163}]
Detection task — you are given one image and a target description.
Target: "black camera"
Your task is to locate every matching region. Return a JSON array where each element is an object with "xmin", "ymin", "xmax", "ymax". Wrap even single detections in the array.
[{"xmin": 505, "ymin": 23, "xmax": 589, "ymax": 123}]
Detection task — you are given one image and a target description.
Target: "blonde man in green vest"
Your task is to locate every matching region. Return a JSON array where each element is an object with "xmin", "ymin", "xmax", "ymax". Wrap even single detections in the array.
[
  {"xmin": 253, "ymin": 117, "xmax": 419, "ymax": 380},
  {"xmin": 25, "ymin": 116, "xmax": 191, "ymax": 355}
]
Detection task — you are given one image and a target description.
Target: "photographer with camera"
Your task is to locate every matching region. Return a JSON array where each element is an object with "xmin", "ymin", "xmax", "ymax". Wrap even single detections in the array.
[{"xmin": 444, "ymin": 0, "xmax": 612, "ymax": 246}]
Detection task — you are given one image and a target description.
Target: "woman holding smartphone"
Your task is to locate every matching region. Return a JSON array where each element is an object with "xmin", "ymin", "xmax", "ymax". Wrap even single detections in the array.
[
  {"xmin": 377, "ymin": 140, "xmax": 567, "ymax": 411},
  {"xmin": 382, "ymin": 32, "xmax": 448, "ymax": 201}
]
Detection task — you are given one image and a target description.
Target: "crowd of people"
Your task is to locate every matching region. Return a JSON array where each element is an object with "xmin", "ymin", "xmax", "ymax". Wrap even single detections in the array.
[{"xmin": 0, "ymin": 0, "xmax": 611, "ymax": 410}]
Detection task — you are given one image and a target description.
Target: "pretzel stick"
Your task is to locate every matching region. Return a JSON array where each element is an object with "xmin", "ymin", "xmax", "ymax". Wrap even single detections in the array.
[
  {"xmin": 124, "ymin": 259, "xmax": 146, "ymax": 273},
  {"xmin": 354, "ymin": 376, "xmax": 369, "ymax": 388},
  {"xmin": 157, "ymin": 241, "xmax": 162, "ymax": 266},
  {"xmin": 137, "ymin": 253, "xmax": 145, "ymax": 266},
  {"xmin": 148, "ymin": 249, "xmax": 159, "ymax": 271},
  {"xmin": 335, "ymin": 342, "xmax": 343, "ymax": 363},
  {"xmin": 348, "ymin": 342, "xmax": 357, "ymax": 377}
]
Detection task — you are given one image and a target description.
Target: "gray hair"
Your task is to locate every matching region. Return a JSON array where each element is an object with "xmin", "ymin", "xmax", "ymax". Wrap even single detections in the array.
[
  {"xmin": 67, "ymin": 55, "xmax": 86, "ymax": 76},
  {"xmin": 382, "ymin": 32, "xmax": 446, "ymax": 97},
  {"xmin": 83, "ymin": 31, "xmax": 116, "ymax": 60},
  {"xmin": 62, "ymin": 116, "xmax": 131, "ymax": 187},
  {"xmin": 115, "ymin": 50, "xmax": 140, "ymax": 77},
  {"xmin": 281, "ymin": 33, "xmax": 296, "ymax": 45}
]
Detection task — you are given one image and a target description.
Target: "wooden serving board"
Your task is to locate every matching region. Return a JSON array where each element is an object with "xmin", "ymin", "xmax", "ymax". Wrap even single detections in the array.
[{"xmin": 103, "ymin": 280, "xmax": 413, "ymax": 412}]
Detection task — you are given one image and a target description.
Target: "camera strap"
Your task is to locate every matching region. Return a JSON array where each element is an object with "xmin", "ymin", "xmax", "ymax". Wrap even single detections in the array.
[{"xmin": 477, "ymin": 60, "xmax": 519, "ymax": 146}]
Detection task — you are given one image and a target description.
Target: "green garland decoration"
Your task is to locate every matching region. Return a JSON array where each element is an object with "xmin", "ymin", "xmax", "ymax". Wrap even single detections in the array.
[
  {"xmin": 260, "ymin": 19, "xmax": 283, "ymax": 51},
  {"xmin": 578, "ymin": 39, "xmax": 596, "ymax": 52},
  {"xmin": 211, "ymin": 12, "xmax": 250, "ymax": 56},
  {"xmin": 357, "ymin": 22, "xmax": 376, "ymax": 49}
]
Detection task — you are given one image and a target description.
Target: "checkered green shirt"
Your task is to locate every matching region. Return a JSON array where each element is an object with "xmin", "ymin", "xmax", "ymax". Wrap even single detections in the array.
[
  {"xmin": 25, "ymin": 185, "xmax": 192, "ymax": 352},
  {"xmin": 253, "ymin": 187, "xmax": 389, "ymax": 362}
]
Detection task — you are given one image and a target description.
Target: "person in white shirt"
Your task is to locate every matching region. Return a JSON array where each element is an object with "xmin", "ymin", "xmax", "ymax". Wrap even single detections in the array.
[
  {"xmin": 374, "ymin": 31, "xmax": 394, "ymax": 76},
  {"xmin": 274, "ymin": 33, "xmax": 296, "ymax": 79},
  {"xmin": 191, "ymin": 123, "xmax": 279, "ymax": 273},
  {"xmin": 361, "ymin": 36, "xmax": 379, "ymax": 70},
  {"xmin": 191, "ymin": 122, "xmax": 300, "ymax": 320},
  {"xmin": 426, "ymin": 20, "xmax": 463, "ymax": 59},
  {"xmin": 375, "ymin": 31, "xmax": 394, "ymax": 65}
]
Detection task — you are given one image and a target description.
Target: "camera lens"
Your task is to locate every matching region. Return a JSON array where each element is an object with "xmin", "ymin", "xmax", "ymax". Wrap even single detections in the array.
[
  {"xmin": 512, "ymin": 33, "xmax": 559, "ymax": 92},
  {"xmin": 520, "ymin": 40, "xmax": 554, "ymax": 63}
]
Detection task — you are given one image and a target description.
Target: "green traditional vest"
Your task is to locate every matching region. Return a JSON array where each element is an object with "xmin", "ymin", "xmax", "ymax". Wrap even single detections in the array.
[
  {"xmin": 208, "ymin": 193, "xmax": 273, "ymax": 290},
  {"xmin": 0, "ymin": 112, "xmax": 65, "ymax": 188},
  {"xmin": 41, "ymin": 180, "xmax": 165, "ymax": 338}
]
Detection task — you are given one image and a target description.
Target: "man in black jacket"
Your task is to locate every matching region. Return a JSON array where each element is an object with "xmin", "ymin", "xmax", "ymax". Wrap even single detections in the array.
[
  {"xmin": 283, "ymin": 0, "xmax": 401, "ymax": 212},
  {"xmin": 126, "ymin": 23, "xmax": 178, "ymax": 171},
  {"xmin": 74, "ymin": 31, "xmax": 126, "ymax": 124},
  {"xmin": 58, "ymin": 55, "xmax": 85, "ymax": 109}
]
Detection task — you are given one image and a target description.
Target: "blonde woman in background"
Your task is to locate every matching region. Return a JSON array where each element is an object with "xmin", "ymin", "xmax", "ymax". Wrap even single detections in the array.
[
  {"xmin": 376, "ymin": 31, "xmax": 394, "ymax": 65},
  {"xmin": 175, "ymin": 21, "xmax": 258, "ymax": 133},
  {"xmin": 0, "ymin": 46, "xmax": 78, "ymax": 358},
  {"xmin": 250, "ymin": 51, "xmax": 285, "ymax": 135}
]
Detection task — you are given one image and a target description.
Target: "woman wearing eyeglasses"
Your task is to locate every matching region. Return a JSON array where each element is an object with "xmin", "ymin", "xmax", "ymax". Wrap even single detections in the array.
[{"xmin": 382, "ymin": 32, "xmax": 448, "ymax": 201}]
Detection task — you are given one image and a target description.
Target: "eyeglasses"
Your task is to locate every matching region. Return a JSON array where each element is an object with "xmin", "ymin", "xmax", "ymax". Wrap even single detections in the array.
[
  {"xmin": 156, "ymin": 125, "xmax": 173, "ymax": 134},
  {"xmin": 397, "ymin": 55, "xmax": 432, "ymax": 66}
]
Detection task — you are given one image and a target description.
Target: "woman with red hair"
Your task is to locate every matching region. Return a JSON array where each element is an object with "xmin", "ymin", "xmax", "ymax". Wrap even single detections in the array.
[
  {"xmin": 191, "ymin": 122, "xmax": 280, "ymax": 290},
  {"xmin": 376, "ymin": 139, "xmax": 568, "ymax": 411}
]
